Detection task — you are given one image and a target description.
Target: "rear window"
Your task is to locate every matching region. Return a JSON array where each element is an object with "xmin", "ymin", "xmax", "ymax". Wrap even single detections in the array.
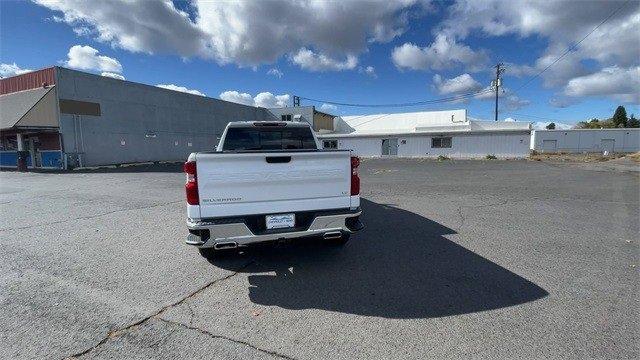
[{"xmin": 222, "ymin": 127, "xmax": 317, "ymax": 151}]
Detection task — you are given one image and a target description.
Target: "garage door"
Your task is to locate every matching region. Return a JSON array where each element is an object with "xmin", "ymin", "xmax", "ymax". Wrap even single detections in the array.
[
  {"xmin": 542, "ymin": 140, "xmax": 557, "ymax": 152},
  {"xmin": 601, "ymin": 139, "xmax": 615, "ymax": 153}
]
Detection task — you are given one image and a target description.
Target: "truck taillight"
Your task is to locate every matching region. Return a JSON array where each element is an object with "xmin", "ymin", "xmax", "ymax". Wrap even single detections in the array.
[
  {"xmin": 350, "ymin": 156, "xmax": 360, "ymax": 195},
  {"xmin": 183, "ymin": 161, "xmax": 199, "ymax": 205}
]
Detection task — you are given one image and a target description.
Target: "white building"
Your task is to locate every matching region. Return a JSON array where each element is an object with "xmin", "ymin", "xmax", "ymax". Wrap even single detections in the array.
[
  {"xmin": 531, "ymin": 129, "xmax": 640, "ymax": 153},
  {"xmin": 314, "ymin": 109, "xmax": 532, "ymax": 158}
]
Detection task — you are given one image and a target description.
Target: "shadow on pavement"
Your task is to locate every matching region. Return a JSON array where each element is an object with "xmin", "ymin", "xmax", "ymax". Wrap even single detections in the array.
[{"xmin": 211, "ymin": 198, "xmax": 548, "ymax": 319}]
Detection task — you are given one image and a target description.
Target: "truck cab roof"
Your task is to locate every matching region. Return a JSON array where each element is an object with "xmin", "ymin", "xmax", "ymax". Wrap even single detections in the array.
[{"xmin": 227, "ymin": 121, "xmax": 311, "ymax": 128}]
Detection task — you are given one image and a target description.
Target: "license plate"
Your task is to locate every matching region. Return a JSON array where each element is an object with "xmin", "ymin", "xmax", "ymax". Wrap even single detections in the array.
[{"xmin": 265, "ymin": 213, "xmax": 295, "ymax": 229}]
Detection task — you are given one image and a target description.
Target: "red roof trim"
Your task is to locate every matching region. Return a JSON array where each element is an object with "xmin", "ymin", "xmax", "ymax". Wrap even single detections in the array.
[{"xmin": 0, "ymin": 67, "xmax": 57, "ymax": 95}]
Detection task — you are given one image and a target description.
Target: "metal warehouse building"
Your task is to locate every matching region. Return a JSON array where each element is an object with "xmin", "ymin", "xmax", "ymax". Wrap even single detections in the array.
[
  {"xmin": 310, "ymin": 110, "xmax": 532, "ymax": 158},
  {"xmin": 0, "ymin": 67, "xmax": 272, "ymax": 169},
  {"xmin": 531, "ymin": 129, "xmax": 640, "ymax": 153}
]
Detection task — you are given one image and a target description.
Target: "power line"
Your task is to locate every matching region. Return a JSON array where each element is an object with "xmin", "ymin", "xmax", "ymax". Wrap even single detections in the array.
[
  {"xmin": 513, "ymin": 0, "xmax": 631, "ymax": 92},
  {"xmin": 297, "ymin": 87, "xmax": 493, "ymax": 108},
  {"xmin": 506, "ymin": 112, "xmax": 560, "ymax": 121}
]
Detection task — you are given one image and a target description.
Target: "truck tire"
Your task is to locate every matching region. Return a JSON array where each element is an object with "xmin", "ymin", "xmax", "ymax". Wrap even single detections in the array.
[{"xmin": 329, "ymin": 233, "xmax": 350, "ymax": 246}]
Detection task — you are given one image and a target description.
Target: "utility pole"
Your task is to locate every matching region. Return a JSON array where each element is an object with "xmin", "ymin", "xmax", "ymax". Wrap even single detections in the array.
[{"xmin": 492, "ymin": 63, "xmax": 505, "ymax": 121}]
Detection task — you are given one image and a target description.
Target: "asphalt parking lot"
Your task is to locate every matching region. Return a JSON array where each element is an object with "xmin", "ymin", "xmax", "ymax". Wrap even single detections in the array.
[{"xmin": 1, "ymin": 159, "xmax": 638, "ymax": 359}]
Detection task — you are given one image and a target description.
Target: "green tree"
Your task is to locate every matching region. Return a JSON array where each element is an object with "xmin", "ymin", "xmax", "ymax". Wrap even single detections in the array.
[
  {"xmin": 628, "ymin": 114, "xmax": 640, "ymax": 128},
  {"xmin": 612, "ymin": 106, "xmax": 628, "ymax": 127},
  {"xmin": 546, "ymin": 122, "xmax": 556, "ymax": 130}
]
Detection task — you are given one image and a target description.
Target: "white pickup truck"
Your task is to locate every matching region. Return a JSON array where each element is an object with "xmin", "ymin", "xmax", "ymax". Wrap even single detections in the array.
[{"xmin": 184, "ymin": 121, "xmax": 363, "ymax": 257}]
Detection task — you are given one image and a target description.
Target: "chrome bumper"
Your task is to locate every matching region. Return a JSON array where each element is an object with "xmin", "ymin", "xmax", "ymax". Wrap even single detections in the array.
[{"xmin": 186, "ymin": 209, "xmax": 362, "ymax": 248}]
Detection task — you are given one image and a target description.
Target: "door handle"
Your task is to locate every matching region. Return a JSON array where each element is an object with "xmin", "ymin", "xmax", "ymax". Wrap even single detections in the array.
[{"xmin": 266, "ymin": 156, "xmax": 291, "ymax": 163}]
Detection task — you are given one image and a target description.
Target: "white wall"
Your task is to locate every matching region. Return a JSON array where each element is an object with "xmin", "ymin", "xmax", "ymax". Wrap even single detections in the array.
[
  {"xmin": 56, "ymin": 68, "xmax": 271, "ymax": 167},
  {"xmin": 336, "ymin": 137, "xmax": 381, "ymax": 156},
  {"xmin": 531, "ymin": 129, "xmax": 640, "ymax": 153},
  {"xmin": 326, "ymin": 131, "xmax": 531, "ymax": 158}
]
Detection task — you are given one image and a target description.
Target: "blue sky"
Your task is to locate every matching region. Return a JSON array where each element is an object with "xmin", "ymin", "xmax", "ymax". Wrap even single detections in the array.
[{"xmin": 1, "ymin": 0, "xmax": 638, "ymax": 128}]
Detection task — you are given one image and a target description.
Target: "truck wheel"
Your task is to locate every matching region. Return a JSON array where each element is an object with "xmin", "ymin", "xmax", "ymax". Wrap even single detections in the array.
[{"xmin": 329, "ymin": 233, "xmax": 350, "ymax": 246}]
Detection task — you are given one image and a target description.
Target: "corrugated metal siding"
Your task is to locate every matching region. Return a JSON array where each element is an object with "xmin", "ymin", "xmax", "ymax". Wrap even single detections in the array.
[
  {"xmin": 331, "ymin": 132, "xmax": 531, "ymax": 158},
  {"xmin": 15, "ymin": 87, "xmax": 59, "ymax": 128},
  {"xmin": 55, "ymin": 67, "xmax": 273, "ymax": 167},
  {"xmin": 532, "ymin": 129, "xmax": 640, "ymax": 153},
  {"xmin": 0, "ymin": 67, "xmax": 57, "ymax": 95},
  {"xmin": 0, "ymin": 87, "xmax": 54, "ymax": 130}
]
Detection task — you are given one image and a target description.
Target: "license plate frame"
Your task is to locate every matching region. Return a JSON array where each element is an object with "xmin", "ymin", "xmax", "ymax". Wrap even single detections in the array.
[{"xmin": 265, "ymin": 213, "xmax": 295, "ymax": 229}]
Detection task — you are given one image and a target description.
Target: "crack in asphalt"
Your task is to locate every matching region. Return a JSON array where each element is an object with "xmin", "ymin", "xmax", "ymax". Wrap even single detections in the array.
[
  {"xmin": 158, "ymin": 318, "xmax": 297, "ymax": 360},
  {"xmin": 456, "ymin": 205, "xmax": 465, "ymax": 232},
  {"xmin": 185, "ymin": 302, "xmax": 195, "ymax": 327},
  {"xmin": 63, "ymin": 261, "xmax": 253, "ymax": 359},
  {"xmin": 0, "ymin": 200, "xmax": 182, "ymax": 232}
]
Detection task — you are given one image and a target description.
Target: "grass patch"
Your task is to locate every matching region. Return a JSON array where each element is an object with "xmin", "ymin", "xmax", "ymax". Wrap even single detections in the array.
[
  {"xmin": 485, "ymin": 154, "xmax": 497, "ymax": 160},
  {"xmin": 626, "ymin": 152, "xmax": 640, "ymax": 163},
  {"xmin": 437, "ymin": 155, "xmax": 450, "ymax": 161},
  {"xmin": 529, "ymin": 152, "xmax": 627, "ymax": 163}
]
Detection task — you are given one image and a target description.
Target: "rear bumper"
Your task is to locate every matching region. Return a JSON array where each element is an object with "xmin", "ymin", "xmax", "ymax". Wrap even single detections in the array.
[{"xmin": 186, "ymin": 207, "xmax": 362, "ymax": 248}]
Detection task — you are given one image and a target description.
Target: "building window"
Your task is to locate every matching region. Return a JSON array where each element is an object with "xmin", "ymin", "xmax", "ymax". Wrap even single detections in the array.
[
  {"xmin": 323, "ymin": 140, "xmax": 338, "ymax": 149},
  {"xmin": 281, "ymin": 114, "xmax": 292, "ymax": 121},
  {"xmin": 431, "ymin": 137, "xmax": 452, "ymax": 148}
]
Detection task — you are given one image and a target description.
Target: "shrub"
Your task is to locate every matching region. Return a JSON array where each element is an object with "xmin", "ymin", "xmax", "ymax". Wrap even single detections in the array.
[
  {"xmin": 485, "ymin": 154, "xmax": 497, "ymax": 160},
  {"xmin": 437, "ymin": 155, "xmax": 449, "ymax": 161}
]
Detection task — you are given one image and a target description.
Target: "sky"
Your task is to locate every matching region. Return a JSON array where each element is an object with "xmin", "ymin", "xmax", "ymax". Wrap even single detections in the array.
[{"xmin": 1, "ymin": 0, "xmax": 639, "ymax": 129}]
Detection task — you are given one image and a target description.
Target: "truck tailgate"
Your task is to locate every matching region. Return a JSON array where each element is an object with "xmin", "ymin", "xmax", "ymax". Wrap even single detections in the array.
[{"xmin": 196, "ymin": 151, "xmax": 351, "ymax": 218}]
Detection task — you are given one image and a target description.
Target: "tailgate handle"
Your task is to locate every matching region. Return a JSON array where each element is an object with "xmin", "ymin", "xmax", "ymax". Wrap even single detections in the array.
[{"xmin": 266, "ymin": 156, "xmax": 291, "ymax": 163}]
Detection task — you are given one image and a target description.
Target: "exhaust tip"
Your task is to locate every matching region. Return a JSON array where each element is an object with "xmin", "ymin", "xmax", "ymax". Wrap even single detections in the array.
[
  {"xmin": 323, "ymin": 231, "xmax": 342, "ymax": 240},
  {"xmin": 213, "ymin": 241, "xmax": 238, "ymax": 250}
]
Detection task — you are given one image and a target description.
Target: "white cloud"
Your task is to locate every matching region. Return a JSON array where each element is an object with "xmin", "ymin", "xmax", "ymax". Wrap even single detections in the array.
[
  {"xmin": 267, "ymin": 68, "xmax": 283, "ymax": 78},
  {"xmin": 432, "ymin": 73, "xmax": 482, "ymax": 94},
  {"xmin": 35, "ymin": 0, "xmax": 205, "ymax": 57},
  {"xmin": 391, "ymin": 35, "xmax": 489, "ymax": 72},
  {"xmin": 474, "ymin": 86, "xmax": 530, "ymax": 110},
  {"xmin": 434, "ymin": 0, "xmax": 640, "ymax": 96},
  {"xmin": 156, "ymin": 84, "xmax": 205, "ymax": 96},
  {"xmin": 501, "ymin": 62, "xmax": 537, "ymax": 78},
  {"xmin": 564, "ymin": 66, "xmax": 640, "ymax": 103},
  {"xmin": 0, "ymin": 63, "xmax": 32, "ymax": 77},
  {"xmin": 219, "ymin": 91, "xmax": 254, "ymax": 106},
  {"xmin": 533, "ymin": 122, "xmax": 574, "ymax": 130},
  {"xmin": 504, "ymin": 95, "xmax": 531, "ymax": 111},
  {"xmin": 291, "ymin": 48, "xmax": 358, "ymax": 72},
  {"xmin": 219, "ymin": 91, "xmax": 290, "ymax": 108},
  {"xmin": 64, "ymin": 45, "xmax": 122, "ymax": 73},
  {"xmin": 502, "ymin": 117, "xmax": 574, "ymax": 130},
  {"xmin": 196, "ymin": 0, "xmax": 423, "ymax": 66},
  {"xmin": 319, "ymin": 103, "xmax": 338, "ymax": 113},
  {"xmin": 440, "ymin": 0, "xmax": 638, "ymax": 58},
  {"xmin": 548, "ymin": 96, "xmax": 578, "ymax": 108},
  {"xmin": 36, "ymin": 0, "xmax": 426, "ymax": 69},
  {"xmin": 533, "ymin": 48, "xmax": 588, "ymax": 88},
  {"xmin": 254, "ymin": 92, "xmax": 291, "ymax": 108},
  {"xmin": 101, "ymin": 72, "xmax": 125, "ymax": 80},
  {"xmin": 359, "ymin": 65, "xmax": 377, "ymax": 78}
]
